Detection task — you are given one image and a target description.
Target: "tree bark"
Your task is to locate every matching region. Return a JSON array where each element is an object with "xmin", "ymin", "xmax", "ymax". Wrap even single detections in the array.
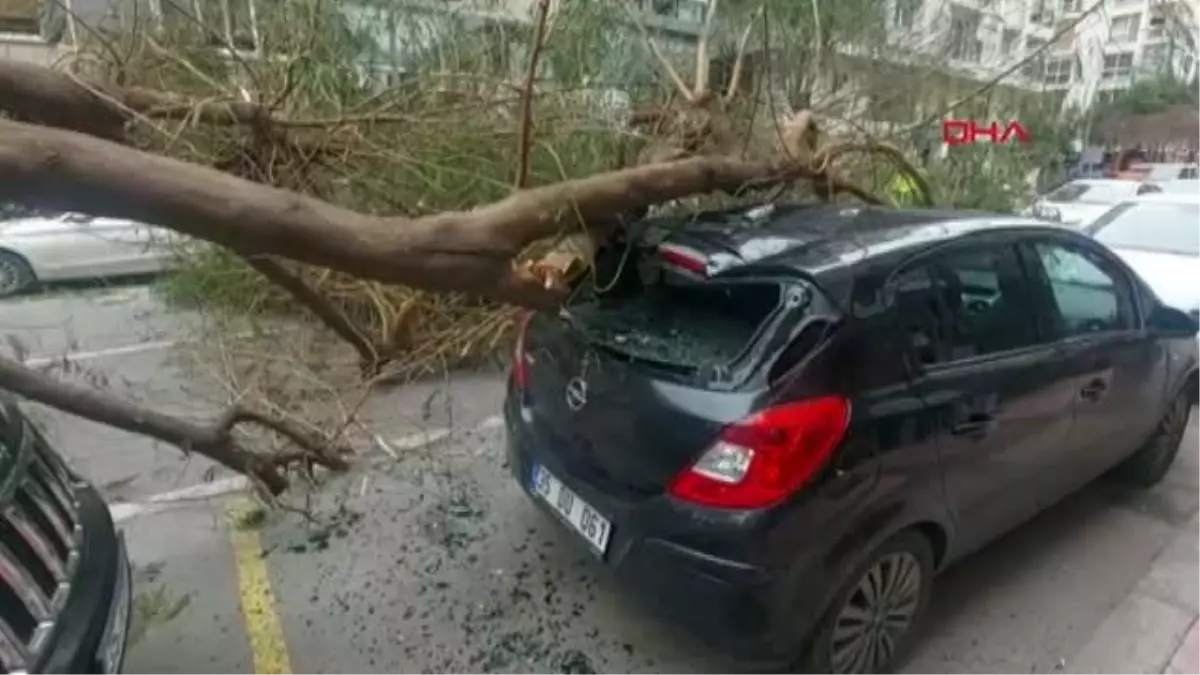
[
  {"xmin": 0, "ymin": 60, "xmax": 271, "ymax": 141},
  {"xmin": 0, "ymin": 117, "xmax": 868, "ymax": 310}
]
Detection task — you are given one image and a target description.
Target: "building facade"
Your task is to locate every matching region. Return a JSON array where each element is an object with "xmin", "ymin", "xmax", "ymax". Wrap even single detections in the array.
[{"xmin": 886, "ymin": 0, "xmax": 1198, "ymax": 114}]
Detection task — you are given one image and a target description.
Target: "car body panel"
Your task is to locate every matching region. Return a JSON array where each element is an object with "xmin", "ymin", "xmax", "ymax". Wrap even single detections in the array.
[
  {"xmin": 0, "ymin": 214, "xmax": 174, "ymax": 282},
  {"xmin": 1084, "ymin": 192, "xmax": 1200, "ymax": 318},
  {"xmin": 1108, "ymin": 247, "xmax": 1199, "ymax": 315}
]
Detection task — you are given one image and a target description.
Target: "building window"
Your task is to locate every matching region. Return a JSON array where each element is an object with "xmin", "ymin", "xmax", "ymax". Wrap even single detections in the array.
[
  {"xmin": 1103, "ymin": 52, "xmax": 1135, "ymax": 78},
  {"xmin": 948, "ymin": 5, "xmax": 982, "ymax": 62},
  {"xmin": 1110, "ymin": 14, "xmax": 1141, "ymax": 42},
  {"xmin": 0, "ymin": 0, "xmax": 41, "ymax": 35},
  {"xmin": 1052, "ymin": 20, "xmax": 1076, "ymax": 49},
  {"xmin": 1002, "ymin": 28, "xmax": 1020, "ymax": 54},
  {"xmin": 1141, "ymin": 43, "xmax": 1169, "ymax": 70},
  {"xmin": 635, "ymin": 0, "xmax": 708, "ymax": 25},
  {"xmin": 1147, "ymin": 10, "xmax": 1167, "ymax": 38},
  {"xmin": 153, "ymin": 0, "xmax": 258, "ymax": 51},
  {"xmin": 894, "ymin": 0, "xmax": 921, "ymax": 29},
  {"xmin": 1029, "ymin": 0, "xmax": 1054, "ymax": 25},
  {"xmin": 1023, "ymin": 37, "xmax": 1048, "ymax": 78},
  {"xmin": 1062, "ymin": 0, "xmax": 1083, "ymax": 11},
  {"xmin": 1044, "ymin": 57, "xmax": 1073, "ymax": 85}
]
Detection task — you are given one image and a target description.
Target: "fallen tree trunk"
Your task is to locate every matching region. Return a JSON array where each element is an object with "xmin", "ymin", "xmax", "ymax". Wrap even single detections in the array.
[
  {"xmin": 0, "ymin": 117, "xmax": 871, "ymax": 309},
  {"xmin": 0, "ymin": 54, "xmax": 892, "ymax": 495}
]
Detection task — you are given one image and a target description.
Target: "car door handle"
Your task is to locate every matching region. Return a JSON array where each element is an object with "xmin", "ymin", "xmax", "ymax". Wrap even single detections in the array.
[
  {"xmin": 1080, "ymin": 378, "xmax": 1108, "ymax": 401},
  {"xmin": 951, "ymin": 413, "xmax": 996, "ymax": 437}
]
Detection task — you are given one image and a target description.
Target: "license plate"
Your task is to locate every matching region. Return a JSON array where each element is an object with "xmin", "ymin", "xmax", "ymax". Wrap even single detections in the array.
[{"xmin": 530, "ymin": 463, "xmax": 612, "ymax": 554}]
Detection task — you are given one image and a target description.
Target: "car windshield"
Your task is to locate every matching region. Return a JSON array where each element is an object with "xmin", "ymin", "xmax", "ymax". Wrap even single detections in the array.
[
  {"xmin": 1089, "ymin": 202, "xmax": 1200, "ymax": 257},
  {"xmin": 1044, "ymin": 182, "xmax": 1135, "ymax": 205}
]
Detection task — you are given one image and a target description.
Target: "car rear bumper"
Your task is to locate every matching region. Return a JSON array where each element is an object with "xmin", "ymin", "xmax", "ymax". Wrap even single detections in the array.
[
  {"xmin": 504, "ymin": 396, "xmax": 811, "ymax": 667},
  {"xmin": 36, "ymin": 485, "xmax": 132, "ymax": 674}
]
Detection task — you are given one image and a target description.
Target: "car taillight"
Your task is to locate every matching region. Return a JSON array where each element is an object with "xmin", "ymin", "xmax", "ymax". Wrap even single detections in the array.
[
  {"xmin": 511, "ymin": 311, "xmax": 533, "ymax": 390},
  {"xmin": 667, "ymin": 396, "xmax": 852, "ymax": 509},
  {"xmin": 658, "ymin": 243, "xmax": 708, "ymax": 277}
]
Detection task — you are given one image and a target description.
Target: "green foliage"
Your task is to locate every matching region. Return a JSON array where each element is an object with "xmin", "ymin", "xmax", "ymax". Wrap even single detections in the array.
[{"xmin": 1094, "ymin": 76, "xmax": 1200, "ymax": 117}]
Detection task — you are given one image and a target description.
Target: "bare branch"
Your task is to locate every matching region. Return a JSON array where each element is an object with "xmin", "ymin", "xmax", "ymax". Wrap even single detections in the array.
[
  {"xmin": 240, "ymin": 255, "xmax": 383, "ymax": 373},
  {"xmin": 0, "ymin": 354, "xmax": 349, "ymax": 493},
  {"xmin": 723, "ymin": 7, "xmax": 762, "ymax": 104},
  {"xmin": 694, "ymin": 0, "xmax": 720, "ymax": 98},
  {"xmin": 618, "ymin": 1, "xmax": 696, "ymax": 102},
  {"xmin": 514, "ymin": 0, "xmax": 553, "ymax": 190}
]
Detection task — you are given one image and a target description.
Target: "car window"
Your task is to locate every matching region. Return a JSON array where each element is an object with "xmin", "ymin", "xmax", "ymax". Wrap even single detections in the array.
[
  {"xmin": 1044, "ymin": 183, "xmax": 1089, "ymax": 202},
  {"xmin": 1032, "ymin": 242, "xmax": 1135, "ymax": 336},
  {"xmin": 891, "ymin": 244, "xmax": 1040, "ymax": 367}
]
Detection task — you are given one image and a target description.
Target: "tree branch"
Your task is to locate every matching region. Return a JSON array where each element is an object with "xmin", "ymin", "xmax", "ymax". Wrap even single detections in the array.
[
  {"xmin": 0, "ymin": 60, "xmax": 432, "ymax": 141},
  {"xmin": 240, "ymin": 254, "xmax": 383, "ymax": 373},
  {"xmin": 514, "ymin": 0, "xmax": 552, "ymax": 190},
  {"xmin": 0, "ymin": 354, "xmax": 349, "ymax": 494},
  {"xmin": 0, "ymin": 116, "xmax": 875, "ymax": 310}
]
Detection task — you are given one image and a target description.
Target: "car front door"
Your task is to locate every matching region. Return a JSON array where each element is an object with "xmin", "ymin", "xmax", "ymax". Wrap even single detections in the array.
[
  {"xmin": 888, "ymin": 236, "xmax": 1080, "ymax": 559},
  {"xmin": 1019, "ymin": 236, "xmax": 1167, "ymax": 501}
]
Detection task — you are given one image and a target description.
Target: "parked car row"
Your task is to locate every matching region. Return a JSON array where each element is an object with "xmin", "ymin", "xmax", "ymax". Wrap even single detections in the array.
[
  {"xmin": 1025, "ymin": 165, "xmax": 1198, "ymax": 230},
  {"xmin": 505, "ymin": 200, "xmax": 1198, "ymax": 673}
]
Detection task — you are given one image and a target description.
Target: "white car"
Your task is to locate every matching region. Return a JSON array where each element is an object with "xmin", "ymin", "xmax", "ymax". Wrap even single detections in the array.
[
  {"xmin": 1084, "ymin": 192, "xmax": 1199, "ymax": 325},
  {"xmin": 1026, "ymin": 179, "xmax": 1162, "ymax": 228},
  {"xmin": 0, "ymin": 209, "xmax": 177, "ymax": 297}
]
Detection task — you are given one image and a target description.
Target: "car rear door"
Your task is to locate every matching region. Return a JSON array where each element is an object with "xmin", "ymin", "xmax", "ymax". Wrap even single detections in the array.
[
  {"xmin": 887, "ymin": 235, "xmax": 1079, "ymax": 559},
  {"xmin": 1018, "ymin": 235, "xmax": 1167, "ymax": 499}
]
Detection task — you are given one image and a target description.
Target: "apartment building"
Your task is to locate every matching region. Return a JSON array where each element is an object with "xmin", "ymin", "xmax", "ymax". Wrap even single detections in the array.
[
  {"xmin": 0, "ymin": 0, "xmax": 709, "ymax": 81},
  {"xmin": 885, "ymin": 0, "xmax": 1198, "ymax": 114}
]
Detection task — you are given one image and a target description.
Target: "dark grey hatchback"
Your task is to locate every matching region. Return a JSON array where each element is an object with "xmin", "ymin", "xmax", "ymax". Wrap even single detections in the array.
[{"xmin": 503, "ymin": 203, "xmax": 1199, "ymax": 674}]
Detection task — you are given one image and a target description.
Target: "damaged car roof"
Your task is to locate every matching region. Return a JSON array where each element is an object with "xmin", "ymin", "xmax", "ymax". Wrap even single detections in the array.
[{"xmin": 646, "ymin": 202, "xmax": 1049, "ymax": 278}]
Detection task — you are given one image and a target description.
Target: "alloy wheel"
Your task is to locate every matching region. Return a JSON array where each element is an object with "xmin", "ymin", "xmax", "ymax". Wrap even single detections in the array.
[
  {"xmin": 0, "ymin": 257, "xmax": 22, "ymax": 296},
  {"xmin": 829, "ymin": 551, "xmax": 923, "ymax": 674}
]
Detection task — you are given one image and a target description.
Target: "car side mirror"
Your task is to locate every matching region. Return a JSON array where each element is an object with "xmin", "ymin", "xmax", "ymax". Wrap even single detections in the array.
[{"xmin": 1147, "ymin": 305, "xmax": 1199, "ymax": 337}]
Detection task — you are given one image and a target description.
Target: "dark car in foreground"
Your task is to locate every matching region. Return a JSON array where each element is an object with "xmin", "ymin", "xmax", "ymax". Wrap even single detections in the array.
[
  {"xmin": 503, "ymin": 203, "xmax": 1199, "ymax": 674},
  {"xmin": 0, "ymin": 395, "xmax": 132, "ymax": 673}
]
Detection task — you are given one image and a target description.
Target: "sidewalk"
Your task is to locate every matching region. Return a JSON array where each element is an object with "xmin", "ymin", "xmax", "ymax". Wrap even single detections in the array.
[{"xmin": 1067, "ymin": 511, "xmax": 1199, "ymax": 674}]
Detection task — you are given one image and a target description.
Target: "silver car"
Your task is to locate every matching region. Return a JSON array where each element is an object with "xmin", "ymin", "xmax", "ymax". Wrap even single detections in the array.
[
  {"xmin": 1025, "ymin": 179, "xmax": 1161, "ymax": 228},
  {"xmin": 0, "ymin": 209, "xmax": 176, "ymax": 297},
  {"xmin": 1085, "ymin": 192, "xmax": 1199, "ymax": 327}
]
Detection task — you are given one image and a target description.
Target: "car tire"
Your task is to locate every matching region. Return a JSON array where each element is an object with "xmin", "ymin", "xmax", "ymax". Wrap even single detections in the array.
[
  {"xmin": 1112, "ymin": 388, "xmax": 1191, "ymax": 488},
  {"xmin": 0, "ymin": 250, "xmax": 36, "ymax": 298},
  {"xmin": 797, "ymin": 530, "xmax": 934, "ymax": 674}
]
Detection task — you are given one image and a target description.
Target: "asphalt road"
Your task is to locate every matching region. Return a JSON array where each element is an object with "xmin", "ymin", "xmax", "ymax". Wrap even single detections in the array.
[{"xmin": 1, "ymin": 285, "xmax": 1196, "ymax": 674}]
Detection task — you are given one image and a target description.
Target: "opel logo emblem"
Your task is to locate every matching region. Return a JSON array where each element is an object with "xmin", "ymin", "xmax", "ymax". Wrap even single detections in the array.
[{"xmin": 565, "ymin": 376, "xmax": 588, "ymax": 411}]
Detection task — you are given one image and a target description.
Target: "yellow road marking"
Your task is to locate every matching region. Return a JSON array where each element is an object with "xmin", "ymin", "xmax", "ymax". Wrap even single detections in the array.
[{"xmin": 227, "ymin": 499, "xmax": 293, "ymax": 674}]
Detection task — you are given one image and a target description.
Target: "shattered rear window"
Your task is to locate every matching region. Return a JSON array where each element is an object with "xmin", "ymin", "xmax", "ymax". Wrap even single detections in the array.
[
  {"xmin": 567, "ymin": 283, "xmax": 782, "ymax": 369},
  {"xmin": 563, "ymin": 241, "xmax": 787, "ymax": 372}
]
